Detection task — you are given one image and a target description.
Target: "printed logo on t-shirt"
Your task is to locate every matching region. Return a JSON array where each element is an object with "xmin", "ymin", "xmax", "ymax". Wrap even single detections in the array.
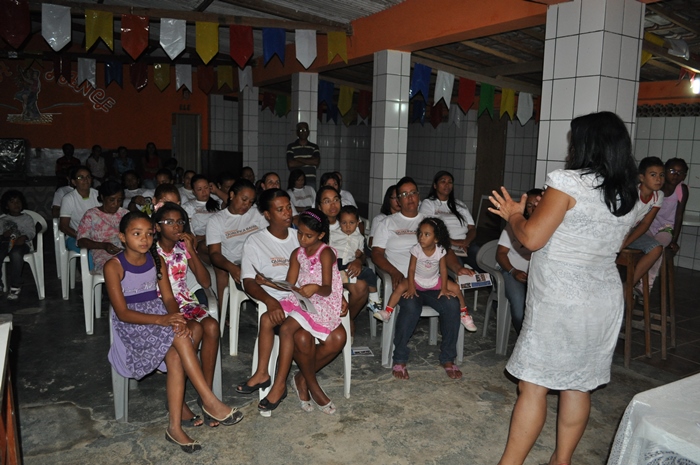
[
  {"xmin": 394, "ymin": 228, "xmax": 417, "ymax": 236},
  {"xmin": 270, "ymin": 257, "xmax": 290, "ymax": 267},
  {"xmin": 225, "ymin": 225, "xmax": 260, "ymax": 239}
]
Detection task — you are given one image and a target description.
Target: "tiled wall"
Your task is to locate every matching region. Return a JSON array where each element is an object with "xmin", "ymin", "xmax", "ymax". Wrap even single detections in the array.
[
  {"xmin": 505, "ymin": 119, "xmax": 539, "ymax": 195},
  {"xmin": 209, "ymin": 95, "xmax": 239, "ymax": 151},
  {"xmin": 258, "ymin": 109, "xmax": 292, "ymax": 179},
  {"xmin": 634, "ymin": 116, "xmax": 700, "ymax": 271}
]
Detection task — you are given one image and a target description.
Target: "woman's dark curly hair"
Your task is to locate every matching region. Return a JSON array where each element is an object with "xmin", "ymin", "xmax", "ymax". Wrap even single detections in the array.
[
  {"xmin": 418, "ymin": 217, "xmax": 452, "ymax": 251},
  {"xmin": 1, "ymin": 190, "xmax": 27, "ymax": 214}
]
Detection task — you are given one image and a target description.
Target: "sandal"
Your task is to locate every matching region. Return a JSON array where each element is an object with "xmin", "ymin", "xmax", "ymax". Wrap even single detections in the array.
[
  {"xmin": 180, "ymin": 414, "xmax": 203, "ymax": 428},
  {"xmin": 314, "ymin": 399, "xmax": 336, "ymax": 415},
  {"xmin": 197, "ymin": 397, "xmax": 218, "ymax": 427},
  {"xmin": 289, "ymin": 371, "xmax": 314, "ymax": 413},
  {"xmin": 235, "ymin": 377, "xmax": 271, "ymax": 395},
  {"xmin": 200, "ymin": 403, "xmax": 244, "ymax": 426},
  {"xmin": 165, "ymin": 430, "xmax": 202, "ymax": 453},
  {"xmin": 443, "ymin": 363, "xmax": 462, "ymax": 379},
  {"xmin": 392, "ymin": 364, "xmax": 409, "ymax": 380},
  {"xmin": 258, "ymin": 387, "xmax": 288, "ymax": 412}
]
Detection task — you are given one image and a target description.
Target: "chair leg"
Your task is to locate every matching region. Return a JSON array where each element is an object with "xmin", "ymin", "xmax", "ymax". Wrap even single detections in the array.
[
  {"xmin": 428, "ymin": 317, "xmax": 438, "ymax": 346},
  {"xmin": 111, "ymin": 367, "xmax": 129, "ymax": 422},
  {"xmin": 220, "ymin": 286, "xmax": 229, "ymax": 338},
  {"xmin": 668, "ymin": 252, "xmax": 676, "ymax": 349},
  {"xmin": 94, "ymin": 283, "xmax": 103, "ymax": 319},
  {"xmin": 495, "ymin": 301, "xmax": 512, "ymax": 356},
  {"xmin": 229, "ymin": 292, "xmax": 243, "ymax": 356},
  {"xmin": 381, "ymin": 307, "xmax": 398, "ymax": 368},
  {"xmin": 83, "ymin": 281, "xmax": 94, "ymax": 336},
  {"xmin": 341, "ymin": 315, "xmax": 351, "ymax": 399},
  {"xmin": 482, "ymin": 293, "xmax": 495, "ymax": 338},
  {"xmin": 642, "ymin": 273, "xmax": 651, "ymax": 358},
  {"xmin": 456, "ymin": 325, "xmax": 464, "ymax": 364},
  {"xmin": 213, "ymin": 345, "xmax": 223, "ymax": 399},
  {"xmin": 369, "ymin": 309, "xmax": 377, "ymax": 338}
]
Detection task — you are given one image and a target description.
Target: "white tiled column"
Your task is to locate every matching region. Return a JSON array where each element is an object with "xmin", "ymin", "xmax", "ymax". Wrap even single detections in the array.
[
  {"xmin": 238, "ymin": 86, "xmax": 259, "ymax": 174},
  {"xmin": 535, "ymin": 0, "xmax": 644, "ymax": 187},
  {"xmin": 291, "ymin": 72, "xmax": 319, "ymax": 144},
  {"xmin": 369, "ymin": 50, "xmax": 411, "ymax": 219}
]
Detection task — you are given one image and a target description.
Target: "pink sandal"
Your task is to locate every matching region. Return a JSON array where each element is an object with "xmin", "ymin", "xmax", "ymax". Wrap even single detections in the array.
[
  {"xmin": 443, "ymin": 364, "xmax": 462, "ymax": 379},
  {"xmin": 392, "ymin": 364, "xmax": 409, "ymax": 379}
]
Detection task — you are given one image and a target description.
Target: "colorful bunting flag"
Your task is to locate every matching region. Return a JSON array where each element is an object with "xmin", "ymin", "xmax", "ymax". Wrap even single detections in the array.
[
  {"xmin": 153, "ymin": 63, "xmax": 170, "ymax": 91},
  {"xmin": 434, "ymin": 70, "xmax": 454, "ymax": 108},
  {"xmin": 342, "ymin": 107, "xmax": 357, "ymax": 127},
  {"xmin": 262, "ymin": 92, "xmax": 276, "ymax": 113},
  {"xmin": 121, "ymin": 15, "xmax": 149, "ymax": 60},
  {"xmin": 196, "ymin": 22, "xmax": 219, "ymax": 64},
  {"xmin": 217, "ymin": 65, "xmax": 233, "ymax": 91},
  {"xmin": 448, "ymin": 104, "xmax": 464, "ymax": 128},
  {"xmin": 0, "ymin": 0, "xmax": 30, "ymax": 49},
  {"xmin": 318, "ymin": 80, "xmax": 334, "ymax": 106},
  {"xmin": 410, "ymin": 63, "xmax": 431, "ymax": 99},
  {"xmin": 238, "ymin": 66, "xmax": 252, "ymax": 92},
  {"xmin": 500, "ymin": 88, "xmax": 515, "ymax": 120},
  {"xmin": 175, "ymin": 64, "xmax": 192, "ymax": 92},
  {"xmin": 478, "ymin": 83, "xmax": 494, "ymax": 117},
  {"xmin": 412, "ymin": 100, "xmax": 426, "ymax": 125},
  {"xmin": 77, "ymin": 58, "xmax": 96, "ymax": 87},
  {"xmin": 42, "ymin": 3, "xmax": 71, "ymax": 51},
  {"xmin": 295, "ymin": 29, "xmax": 317, "ymax": 69},
  {"xmin": 327, "ymin": 31, "xmax": 347, "ymax": 64},
  {"xmin": 275, "ymin": 95, "xmax": 288, "ymax": 117},
  {"xmin": 430, "ymin": 101, "xmax": 444, "ymax": 128},
  {"xmin": 357, "ymin": 90, "xmax": 371, "ymax": 119},
  {"xmin": 327, "ymin": 102, "xmax": 339, "ymax": 124},
  {"xmin": 457, "ymin": 78, "xmax": 476, "ymax": 113},
  {"xmin": 104, "ymin": 60, "xmax": 122, "ymax": 87},
  {"xmin": 229, "ymin": 25, "xmax": 253, "ymax": 68},
  {"xmin": 130, "ymin": 62, "xmax": 148, "ymax": 91},
  {"xmin": 641, "ymin": 32, "xmax": 664, "ymax": 66},
  {"xmin": 53, "ymin": 56, "xmax": 71, "ymax": 83},
  {"xmin": 197, "ymin": 65, "xmax": 215, "ymax": 94},
  {"xmin": 516, "ymin": 92, "xmax": 534, "ymax": 125},
  {"xmin": 337, "ymin": 85, "xmax": 354, "ymax": 116},
  {"xmin": 263, "ymin": 28, "xmax": 286, "ymax": 65},
  {"xmin": 85, "ymin": 9, "xmax": 113, "ymax": 50},
  {"xmin": 160, "ymin": 18, "xmax": 186, "ymax": 60}
]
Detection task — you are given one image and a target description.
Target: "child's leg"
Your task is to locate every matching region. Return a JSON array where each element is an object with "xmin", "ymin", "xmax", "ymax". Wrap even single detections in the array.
[
  {"xmin": 294, "ymin": 324, "xmax": 346, "ymax": 407},
  {"xmin": 194, "ymin": 317, "xmax": 220, "ymax": 389},
  {"xmin": 164, "ymin": 346, "xmax": 196, "ymax": 444},
  {"xmin": 446, "ymin": 280, "xmax": 467, "ymax": 310},
  {"xmin": 633, "ymin": 245, "xmax": 663, "ymax": 285},
  {"xmin": 6, "ymin": 244, "xmax": 29, "ymax": 289},
  {"xmin": 262, "ymin": 317, "xmax": 302, "ymax": 403},
  {"xmin": 242, "ymin": 311, "xmax": 277, "ymax": 387},
  {"xmin": 386, "ymin": 280, "xmax": 408, "ymax": 310}
]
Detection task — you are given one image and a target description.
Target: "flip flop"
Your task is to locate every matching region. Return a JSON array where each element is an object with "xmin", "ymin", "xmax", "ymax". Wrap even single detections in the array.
[
  {"xmin": 289, "ymin": 371, "xmax": 314, "ymax": 413},
  {"xmin": 443, "ymin": 364, "xmax": 462, "ymax": 379},
  {"xmin": 392, "ymin": 364, "xmax": 409, "ymax": 380}
]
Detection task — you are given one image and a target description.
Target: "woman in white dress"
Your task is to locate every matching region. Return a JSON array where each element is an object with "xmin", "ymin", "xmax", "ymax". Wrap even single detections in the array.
[{"xmin": 489, "ymin": 111, "xmax": 638, "ymax": 465}]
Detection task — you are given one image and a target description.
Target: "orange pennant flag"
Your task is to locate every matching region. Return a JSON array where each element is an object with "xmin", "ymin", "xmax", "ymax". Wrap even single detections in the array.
[
  {"xmin": 196, "ymin": 22, "xmax": 219, "ymax": 64},
  {"xmin": 85, "ymin": 9, "xmax": 113, "ymax": 50},
  {"xmin": 327, "ymin": 31, "xmax": 347, "ymax": 64}
]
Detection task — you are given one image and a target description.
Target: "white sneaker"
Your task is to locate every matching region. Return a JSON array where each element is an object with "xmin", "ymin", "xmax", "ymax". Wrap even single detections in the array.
[
  {"xmin": 7, "ymin": 287, "xmax": 20, "ymax": 301},
  {"xmin": 374, "ymin": 310, "xmax": 391, "ymax": 322},
  {"xmin": 366, "ymin": 300, "xmax": 382, "ymax": 314},
  {"xmin": 460, "ymin": 313, "xmax": 477, "ymax": 332}
]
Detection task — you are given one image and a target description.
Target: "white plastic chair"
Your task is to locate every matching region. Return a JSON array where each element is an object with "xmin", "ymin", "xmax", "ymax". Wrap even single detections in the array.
[
  {"xmin": 52, "ymin": 218, "xmax": 62, "ymax": 279},
  {"xmin": 475, "ymin": 240, "xmax": 512, "ymax": 356},
  {"xmin": 220, "ymin": 275, "xmax": 250, "ymax": 356},
  {"xmin": 57, "ymin": 230, "xmax": 80, "ymax": 300},
  {"xmin": 250, "ymin": 292, "xmax": 352, "ymax": 417},
  {"xmin": 2, "ymin": 210, "xmax": 46, "ymax": 300},
  {"xmin": 111, "ymin": 287, "xmax": 223, "ymax": 422},
  {"xmin": 375, "ymin": 267, "xmax": 464, "ymax": 368},
  {"xmin": 79, "ymin": 248, "xmax": 104, "ymax": 335}
]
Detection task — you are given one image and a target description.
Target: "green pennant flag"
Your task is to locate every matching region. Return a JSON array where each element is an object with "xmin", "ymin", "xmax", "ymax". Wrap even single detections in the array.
[
  {"xmin": 478, "ymin": 83, "xmax": 494, "ymax": 117},
  {"xmin": 275, "ymin": 94, "xmax": 288, "ymax": 117}
]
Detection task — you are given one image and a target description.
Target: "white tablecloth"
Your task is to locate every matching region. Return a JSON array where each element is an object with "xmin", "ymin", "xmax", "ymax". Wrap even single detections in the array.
[{"xmin": 608, "ymin": 373, "xmax": 700, "ymax": 465}]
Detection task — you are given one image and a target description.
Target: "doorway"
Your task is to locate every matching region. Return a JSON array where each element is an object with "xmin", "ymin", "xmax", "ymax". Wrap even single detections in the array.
[
  {"xmin": 472, "ymin": 113, "xmax": 507, "ymax": 210},
  {"xmin": 173, "ymin": 114, "xmax": 201, "ymax": 172}
]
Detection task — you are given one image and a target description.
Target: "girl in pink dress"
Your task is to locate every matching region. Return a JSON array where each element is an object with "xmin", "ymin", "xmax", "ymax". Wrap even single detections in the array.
[{"xmin": 256, "ymin": 209, "xmax": 344, "ymax": 414}]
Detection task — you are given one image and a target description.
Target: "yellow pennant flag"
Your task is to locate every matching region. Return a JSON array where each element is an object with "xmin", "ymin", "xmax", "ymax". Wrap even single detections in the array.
[
  {"xmin": 85, "ymin": 10, "xmax": 113, "ymax": 50},
  {"xmin": 337, "ymin": 85, "xmax": 354, "ymax": 116},
  {"xmin": 342, "ymin": 107, "xmax": 357, "ymax": 126},
  {"xmin": 500, "ymin": 88, "xmax": 515, "ymax": 120},
  {"xmin": 196, "ymin": 22, "xmax": 219, "ymax": 64},
  {"xmin": 153, "ymin": 63, "xmax": 170, "ymax": 92},
  {"xmin": 327, "ymin": 31, "xmax": 347, "ymax": 64},
  {"xmin": 217, "ymin": 65, "xmax": 233, "ymax": 90},
  {"xmin": 641, "ymin": 32, "xmax": 665, "ymax": 66}
]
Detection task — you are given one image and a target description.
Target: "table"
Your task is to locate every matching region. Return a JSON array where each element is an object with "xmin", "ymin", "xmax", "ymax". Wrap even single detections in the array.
[{"xmin": 607, "ymin": 373, "xmax": 700, "ymax": 465}]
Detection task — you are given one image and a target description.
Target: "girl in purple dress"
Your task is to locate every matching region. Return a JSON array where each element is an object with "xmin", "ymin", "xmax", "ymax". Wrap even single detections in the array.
[{"xmin": 104, "ymin": 211, "xmax": 241, "ymax": 454}]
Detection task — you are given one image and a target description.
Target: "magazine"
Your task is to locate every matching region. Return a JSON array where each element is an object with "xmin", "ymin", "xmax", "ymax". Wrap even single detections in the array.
[
  {"xmin": 451, "ymin": 245, "xmax": 468, "ymax": 257},
  {"xmin": 457, "ymin": 272, "xmax": 493, "ymax": 290},
  {"xmin": 253, "ymin": 267, "xmax": 318, "ymax": 314}
]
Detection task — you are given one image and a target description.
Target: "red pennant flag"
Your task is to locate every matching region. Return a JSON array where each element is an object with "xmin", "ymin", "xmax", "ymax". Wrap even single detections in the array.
[
  {"xmin": 262, "ymin": 92, "xmax": 276, "ymax": 113},
  {"xmin": 430, "ymin": 100, "xmax": 444, "ymax": 128},
  {"xmin": 230, "ymin": 25, "xmax": 253, "ymax": 69},
  {"xmin": 197, "ymin": 65, "xmax": 215, "ymax": 94},
  {"xmin": 54, "ymin": 56, "xmax": 72, "ymax": 83},
  {"xmin": 121, "ymin": 15, "xmax": 149, "ymax": 60},
  {"xmin": 357, "ymin": 90, "xmax": 372, "ymax": 119},
  {"xmin": 130, "ymin": 62, "xmax": 148, "ymax": 91},
  {"xmin": 0, "ymin": 0, "xmax": 30, "ymax": 49},
  {"xmin": 457, "ymin": 78, "xmax": 476, "ymax": 113}
]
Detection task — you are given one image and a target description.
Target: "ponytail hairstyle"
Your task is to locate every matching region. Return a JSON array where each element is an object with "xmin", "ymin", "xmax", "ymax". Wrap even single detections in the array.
[
  {"xmin": 118, "ymin": 211, "xmax": 162, "ymax": 280},
  {"xmin": 190, "ymin": 174, "xmax": 220, "ymax": 212},
  {"xmin": 427, "ymin": 171, "xmax": 466, "ymax": 226},
  {"xmin": 418, "ymin": 217, "xmax": 452, "ymax": 251},
  {"xmin": 298, "ymin": 208, "xmax": 330, "ymax": 244}
]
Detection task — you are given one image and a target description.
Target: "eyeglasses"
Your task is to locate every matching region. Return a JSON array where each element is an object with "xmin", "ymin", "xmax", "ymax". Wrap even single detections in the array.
[
  {"xmin": 668, "ymin": 169, "xmax": 687, "ymax": 175},
  {"xmin": 75, "ymin": 175, "xmax": 92, "ymax": 180},
  {"xmin": 321, "ymin": 197, "xmax": 341, "ymax": 205},
  {"xmin": 157, "ymin": 219, "xmax": 187, "ymax": 226},
  {"xmin": 397, "ymin": 190, "xmax": 419, "ymax": 199},
  {"xmin": 297, "ymin": 128, "xmax": 309, "ymax": 133}
]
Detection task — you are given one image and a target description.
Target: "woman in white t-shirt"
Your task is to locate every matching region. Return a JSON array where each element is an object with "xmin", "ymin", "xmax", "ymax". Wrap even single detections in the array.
[
  {"xmin": 207, "ymin": 179, "xmax": 268, "ymax": 303},
  {"xmin": 59, "ymin": 165, "xmax": 100, "ymax": 253},
  {"xmin": 287, "ymin": 169, "xmax": 316, "ymax": 212},
  {"xmin": 495, "ymin": 188, "xmax": 542, "ymax": 335},
  {"xmin": 236, "ymin": 189, "xmax": 346, "ymax": 412}
]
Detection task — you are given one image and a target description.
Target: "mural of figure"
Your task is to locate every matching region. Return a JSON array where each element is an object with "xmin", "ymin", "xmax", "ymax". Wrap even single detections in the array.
[{"xmin": 14, "ymin": 66, "xmax": 42, "ymax": 121}]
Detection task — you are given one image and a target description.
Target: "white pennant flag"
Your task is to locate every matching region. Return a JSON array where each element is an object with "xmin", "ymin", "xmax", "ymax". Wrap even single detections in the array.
[
  {"xmin": 77, "ymin": 58, "xmax": 96, "ymax": 87},
  {"xmin": 358, "ymin": 114, "xmax": 369, "ymax": 126},
  {"xmin": 160, "ymin": 18, "xmax": 186, "ymax": 60},
  {"xmin": 295, "ymin": 30, "xmax": 317, "ymax": 69},
  {"xmin": 42, "ymin": 4, "xmax": 72, "ymax": 51},
  {"xmin": 434, "ymin": 70, "xmax": 454, "ymax": 109},
  {"xmin": 516, "ymin": 92, "xmax": 534, "ymax": 125},
  {"xmin": 448, "ymin": 104, "xmax": 464, "ymax": 128},
  {"xmin": 175, "ymin": 64, "xmax": 192, "ymax": 91},
  {"xmin": 238, "ymin": 66, "xmax": 252, "ymax": 92}
]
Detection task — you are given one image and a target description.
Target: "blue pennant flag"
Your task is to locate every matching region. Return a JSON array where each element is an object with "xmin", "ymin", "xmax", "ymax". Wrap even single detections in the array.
[
  {"xmin": 410, "ymin": 63, "xmax": 431, "ymax": 99},
  {"xmin": 105, "ymin": 60, "xmax": 123, "ymax": 87},
  {"xmin": 411, "ymin": 99, "xmax": 425, "ymax": 125},
  {"xmin": 327, "ymin": 102, "xmax": 339, "ymax": 124},
  {"xmin": 262, "ymin": 28, "xmax": 285, "ymax": 65},
  {"xmin": 318, "ymin": 79, "xmax": 334, "ymax": 106}
]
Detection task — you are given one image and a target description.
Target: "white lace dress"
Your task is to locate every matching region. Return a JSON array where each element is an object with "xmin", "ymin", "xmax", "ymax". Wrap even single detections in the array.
[{"xmin": 506, "ymin": 169, "xmax": 636, "ymax": 392}]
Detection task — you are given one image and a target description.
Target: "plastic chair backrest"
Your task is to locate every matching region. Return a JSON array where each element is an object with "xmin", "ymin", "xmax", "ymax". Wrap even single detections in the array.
[
  {"xmin": 476, "ymin": 239, "xmax": 499, "ymax": 275},
  {"xmin": 24, "ymin": 210, "xmax": 47, "ymax": 252}
]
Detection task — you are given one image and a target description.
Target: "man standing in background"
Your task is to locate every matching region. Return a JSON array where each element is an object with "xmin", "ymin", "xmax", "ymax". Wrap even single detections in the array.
[{"xmin": 286, "ymin": 122, "xmax": 320, "ymax": 189}]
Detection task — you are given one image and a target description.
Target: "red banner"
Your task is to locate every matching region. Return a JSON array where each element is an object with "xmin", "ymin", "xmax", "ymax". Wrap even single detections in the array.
[
  {"xmin": 262, "ymin": 92, "xmax": 276, "ymax": 113},
  {"xmin": 0, "ymin": 0, "xmax": 30, "ymax": 49},
  {"xmin": 229, "ymin": 25, "xmax": 253, "ymax": 69},
  {"xmin": 197, "ymin": 65, "xmax": 215, "ymax": 94},
  {"xmin": 457, "ymin": 78, "xmax": 476, "ymax": 113},
  {"xmin": 121, "ymin": 15, "xmax": 149, "ymax": 60},
  {"xmin": 430, "ymin": 100, "xmax": 444, "ymax": 128},
  {"xmin": 130, "ymin": 62, "xmax": 148, "ymax": 91},
  {"xmin": 357, "ymin": 90, "xmax": 372, "ymax": 119}
]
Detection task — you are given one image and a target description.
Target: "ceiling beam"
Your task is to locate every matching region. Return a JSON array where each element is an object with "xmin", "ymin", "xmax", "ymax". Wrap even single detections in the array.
[
  {"xmin": 216, "ymin": 0, "xmax": 350, "ymax": 33},
  {"xmin": 481, "ymin": 60, "xmax": 543, "ymax": 77},
  {"xmin": 643, "ymin": 39, "xmax": 700, "ymax": 74},
  {"xmin": 490, "ymin": 35, "xmax": 544, "ymax": 58},
  {"xmin": 646, "ymin": 4, "xmax": 700, "ymax": 37},
  {"xmin": 411, "ymin": 55, "xmax": 541, "ymax": 95},
  {"xmin": 317, "ymin": 75, "xmax": 372, "ymax": 92},
  {"xmin": 461, "ymin": 40, "xmax": 524, "ymax": 63},
  {"xmin": 194, "ymin": 0, "xmax": 216, "ymax": 13},
  {"xmin": 414, "ymin": 51, "xmax": 476, "ymax": 72},
  {"xmin": 435, "ymin": 46, "xmax": 495, "ymax": 67},
  {"xmin": 645, "ymin": 58, "xmax": 681, "ymax": 75},
  {"xmin": 520, "ymin": 27, "xmax": 545, "ymax": 42},
  {"xmin": 26, "ymin": 0, "xmax": 348, "ymax": 33}
]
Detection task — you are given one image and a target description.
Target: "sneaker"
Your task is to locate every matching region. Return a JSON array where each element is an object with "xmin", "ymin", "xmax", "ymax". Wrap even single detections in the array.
[
  {"xmin": 460, "ymin": 313, "xmax": 477, "ymax": 332},
  {"xmin": 366, "ymin": 300, "xmax": 382, "ymax": 314},
  {"xmin": 374, "ymin": 309, "xmax": 391, "ymax": 322},
  {"xmin": 7, "ymin": 287, "xmax": 20, "ymax": 301}
]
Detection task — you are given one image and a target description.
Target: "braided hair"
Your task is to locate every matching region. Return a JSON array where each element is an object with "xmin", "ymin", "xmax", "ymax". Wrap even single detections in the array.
[
  {"xmin": 419, "ymin": 217, "xmax": 452, "ymax": 251},
  {"xmin": 118, "ymin": 211, "xmax": 163, "ymax": 280}
]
